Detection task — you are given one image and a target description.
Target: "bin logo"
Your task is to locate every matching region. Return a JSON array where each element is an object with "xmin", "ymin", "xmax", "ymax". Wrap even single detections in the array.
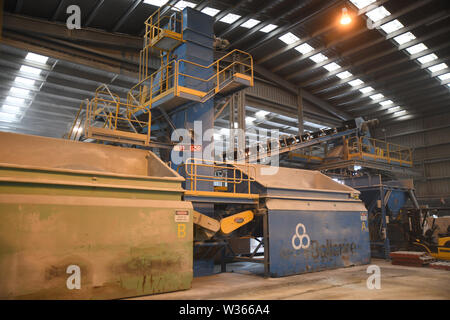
[{"xmin": 292, "ymin": 223, "xmax": 311, "ymax": 250}]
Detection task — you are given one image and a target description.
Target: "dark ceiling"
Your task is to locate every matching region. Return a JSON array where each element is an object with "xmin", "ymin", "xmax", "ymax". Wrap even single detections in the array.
[{"xmin": 1, "ymin": 0, "xmax": 449, "ymax": 138}]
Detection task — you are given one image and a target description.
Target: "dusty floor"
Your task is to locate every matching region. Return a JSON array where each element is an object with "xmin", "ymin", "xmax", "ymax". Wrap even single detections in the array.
[{"xmin": 132, "ymin": 259, "xmax": 450, "ymax": 300}]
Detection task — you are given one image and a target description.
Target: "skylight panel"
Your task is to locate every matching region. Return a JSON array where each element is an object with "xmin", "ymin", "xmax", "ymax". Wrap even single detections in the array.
[
  {"xmin": 310, "ymin": 53, "xmax": 328, "ymax": 63},
  {"xmin": 438, "ymin": 73, "xmax": 450, "ymax": 81},
  {"xmin": 349, "ymin": 79, "xmax": 364, "ymax": 86},
  {"xmin": 201, "ymin": 7, "xmax": 220, "ymax": 16},
  {"xmin": 260, "ymin": 24, "xmax": 278, "ymax": 33},
  {"xmin": 406, "ymin": 43, "xmax": 428, "ymax": 55},
  {"xmin": 366, "ymin": 6, "xmax": 391, "ymax": 22},
  {"xmin": 304, "ymin": 121, "xmax": 327, "ymax": 129},
  {"xmin": 349, "ymin": 0, "xmax": 376, "ymax": 10},
  {"xmin": 394, "ymin": 110, "xmax": 406, "ymax": 116},
  {"xmin": 220, "ymin": 13, "xmax": 241, "ymax": 24},
  {"xmin": 359, "ymin": 86, "xmax": 374, "ymax": 94},
  {"xmin": 388, "ymin": 106, "xmax": 401, "ymax": 112},
  {"xmin": 0, "ymin": 112, "xmax": 19, "ymax": 123},
  {"xmin": 417, "ymin": 53, "xmax": 438, "ymax": 64},
  {"xmin": 143, "ymin": 0, "xmax": 169, "ymax": 7},
  {"xmin": 279, "ymin": 32, "xmax": 300, "ymax": 45},
  {"xmin": 370, "ymin": 93, "xmax": 384, "ymax": 100},
  {"xmin": 10, "ymin": 87, "xmax": 30, "ymax": 96},
  {"xmin": 380, "ymin": 100, "xmax": 393, "ymax": 106},
  {"xmin": 393, "ymin": 32, "xmax": 416, "ymax": 45},
  {"xmin": 15, "ymin": 77, "xmax": 35, "ymax": 86},
  {"xmin": 380, "ymin": 19, "xmax": 404, "ymax": 34},
  {"xmin": 323, "ymin": 62, "xmax": 341, "ymax": 72},
  {"xmin": 295, "ymin": 43, "xmax": 314, "ymax": 54},
  {"xmin": 241, "ymin": 19, "xmax": 260, "ymax": 29},
  {"xmin": 337, "ymin": 71, "xmax": 353, "ymax": 79},
  {"xmin": 25, "ymin": 53, "xmax": 48, "ymax": 64},
  {"xmin": 428, "ymin": 63, "xmax": 448, "ymax": 73},
  {"xmin": 174, "ymin": 1, "xmax": 196, "ymax": 10},
  {"xmin": 20, "ymin": 65, "xmax": 42, "ymax": 75},
  {"xmin": 5, "ymin": 97, "xmax": 25, "ymax": 105},
  {"xmin": 246, "ymin": 117, "xmax": 256, "ymax": 124},
  {"xmin": 1, "ymin": 105, "xmax": 21, "ymax": 114},
  {"xmin": 255, "ymin": 110, "xmax": 270, "ymax": 118}
]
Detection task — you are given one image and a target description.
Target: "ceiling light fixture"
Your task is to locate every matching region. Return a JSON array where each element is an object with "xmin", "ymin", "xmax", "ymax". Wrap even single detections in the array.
[{"xmin": 340, "ymin": 8, "xmax": 352, "ymax": 25}]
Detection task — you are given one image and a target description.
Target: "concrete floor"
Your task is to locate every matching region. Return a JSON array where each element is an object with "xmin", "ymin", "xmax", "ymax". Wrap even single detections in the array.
[{"xmin": 132, "ymin": 259, "xmax": 450, "ymax": 300}]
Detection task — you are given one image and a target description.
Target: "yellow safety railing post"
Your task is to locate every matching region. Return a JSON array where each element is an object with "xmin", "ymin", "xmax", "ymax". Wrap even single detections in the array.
[{"xmin": 387, "ymin": 143, "xmax": 390, "ymax": 164}]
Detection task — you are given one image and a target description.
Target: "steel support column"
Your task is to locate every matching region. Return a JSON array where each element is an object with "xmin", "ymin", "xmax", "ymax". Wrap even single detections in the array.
[{"xmin": 297, "ymin": 88, "xmax": 304, "ymax": 135}]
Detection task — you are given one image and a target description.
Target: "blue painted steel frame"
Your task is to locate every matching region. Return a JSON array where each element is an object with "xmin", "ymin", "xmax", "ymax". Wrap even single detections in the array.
[{"xmin": 268, "ymin": 210, "xmax": 370, "ymax": 277}]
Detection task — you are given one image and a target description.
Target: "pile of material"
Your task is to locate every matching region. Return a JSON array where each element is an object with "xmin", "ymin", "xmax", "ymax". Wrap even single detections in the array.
[
  {"xmin": 429, "ymin": 261, "xmax": 450, "ymax": 271},
  {"xmin": 389, "ymin": 251, "xmax": 435, "ymax": 267}
]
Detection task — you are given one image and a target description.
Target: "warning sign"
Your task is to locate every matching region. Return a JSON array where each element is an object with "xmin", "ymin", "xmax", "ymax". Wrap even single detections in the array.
[
  {"xmin": 173, "ymin": 145, "xmax": 202, "ymax": 152},
  {"xmin": 175, "ymin": 210, "xmax": 189, "ymax": 223}
]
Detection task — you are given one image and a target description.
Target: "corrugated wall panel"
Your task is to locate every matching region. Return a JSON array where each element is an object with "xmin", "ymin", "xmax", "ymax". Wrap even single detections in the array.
[
  {"xmin": 375, "ymin": 112, "xmax": 450, "ymax": 205},
  {"xmin": 245, "ymin": 81, "xmax": 297, "ymax": 108},
  {"xmin": 425, "ymin": 160, "xmax": 450, "ymax": 177}
]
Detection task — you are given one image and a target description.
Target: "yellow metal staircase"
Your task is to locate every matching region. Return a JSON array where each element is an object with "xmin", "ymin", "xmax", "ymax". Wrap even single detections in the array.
[{"xmin": 66, "ymin": 5, "xmax": 253, "ymax": 146}]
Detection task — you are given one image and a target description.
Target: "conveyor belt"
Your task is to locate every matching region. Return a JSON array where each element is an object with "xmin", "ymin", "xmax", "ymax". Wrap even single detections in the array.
[{"xmin": 223, "ymin": 119, "xmax": 358, "ymax": 162}]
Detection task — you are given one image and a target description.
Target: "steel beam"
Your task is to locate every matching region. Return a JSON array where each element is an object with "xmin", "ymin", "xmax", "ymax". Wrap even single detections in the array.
[
  {"xmin": 3, "ymin": 13, "xmax": 143, "ymax": 50},
  {"xmin": 14, "ymin": 0, "xmax": 23, "ymax": 13},
  {"xmin": 51, "ymin": 0, "xmax": 66, "ymax": 21},
  {"xmin": 112, "ymin": 0, "xmax": 143, "ymax": 32},
  {"xmin": 299, "ymin": 25, "xmax": 450, "ymax": 87},
  {"xmin": 194, "ymin": 0, "xmax": 210, "ymax": 11},
  {"xmin": 243, "ymin": 0, "xmax": 345, "ymax": 53},
  {"xmin": 218, "ymin": 1, "xmax": 275, "ymax": 38},
  {"xmin": 254, "ymin": 64, "xmax": 351, "ymax": 121},
  {"xmin": 85, "ymin": 0, "xmax": 105, "ymax": 27},
  {"xmin": 214, "ymin": 0, "xmax": 250, "ymax": 23},
  {"xmin": 297, "ymin": 88, "xmax": 304, "ymax": 135}
]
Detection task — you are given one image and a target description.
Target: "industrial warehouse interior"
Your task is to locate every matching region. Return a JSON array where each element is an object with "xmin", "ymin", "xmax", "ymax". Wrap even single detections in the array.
[{"xmin": 0, "ymin": 0, "xmax": 449, "ymax": 306}]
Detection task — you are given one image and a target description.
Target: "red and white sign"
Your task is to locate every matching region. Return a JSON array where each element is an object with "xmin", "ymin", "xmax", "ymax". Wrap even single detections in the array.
[
  {"xmin": 173, "ymin": 145, "xmax": 202, "ymax": 152},
  {"xmin": 175, "ymin": 210, "xmax": 190, "ymax": 223}
]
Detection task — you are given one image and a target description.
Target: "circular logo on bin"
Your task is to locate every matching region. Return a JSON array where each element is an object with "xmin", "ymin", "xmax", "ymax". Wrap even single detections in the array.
[{"xmin": 292, "ymin": 223, "xmax": 310, "ymax": 250}]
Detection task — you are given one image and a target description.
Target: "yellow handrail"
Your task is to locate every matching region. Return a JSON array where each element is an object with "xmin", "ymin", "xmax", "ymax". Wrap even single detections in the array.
[
  {"xmin": 128, "ymin": 49, "xmax": 253, "ymax": 112},
  {"xmin": 83, "ymin": 85, "xmax": 152, "ymax": 144},
  {"xmin": 66, "ymin": 99, "xmax": 88, "ymax": 140},
  {"xmin": 177, "ymin": 158, "xmax": 257, "ymax": 195},
  {"xmin": 143, "ymin": 4, "xmax": 183, "ymax": 52},
  {"xmin": 346, "ymin": 136, "xmax": 412, "ymax": 165}
]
